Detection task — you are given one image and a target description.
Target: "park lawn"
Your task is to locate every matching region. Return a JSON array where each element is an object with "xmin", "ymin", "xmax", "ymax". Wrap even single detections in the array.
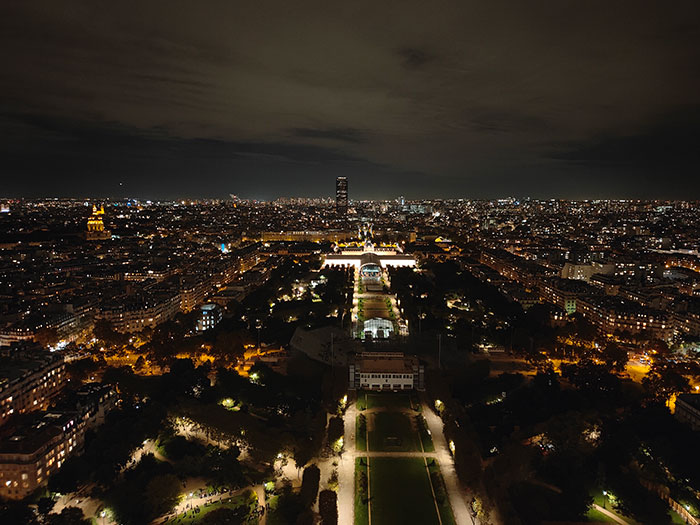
[
  {"xmin": 370, "ymin": 457, "xmax": 440, "ymax": 525},
  {"xmin": 590, "ymin": 491, "xmax": 640, "ymax": 525},
  {"xmin": 356, "ymin": 415, "xmax": 367, "ymax": 451},
  {"xmin": 585, "ymin": 506, "xmax": 617, "ymax": 523},
  {"xmin": 670, "ymin": 510, "xmax": 687, "ymax": 524},
  {"xmin": 264, "ymin": 495, "xmax": 286, "ymax": 525},
  {"xmin": 368, "ymin": 412, "xmax": 420, "ymax": 452},
  {"xmin": 366, "ymin": 392, "xmax": 412, "ymax": 410},
  {"xmin": 425, "ymin": 460, "xmax": 456, "ymax": 525},
  {"xmin": 163, "ymin": 491, "xmax": 257, "ymax": 524},
  {"xmin": 355, "ymin": 458, "xmax": 369, "ymax": 525}
]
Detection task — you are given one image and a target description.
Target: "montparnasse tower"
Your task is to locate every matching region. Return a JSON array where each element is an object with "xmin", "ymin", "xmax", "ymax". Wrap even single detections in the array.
[{"xmin": 86, "ymin": 204, "xmax": 111, "ymax": 241}]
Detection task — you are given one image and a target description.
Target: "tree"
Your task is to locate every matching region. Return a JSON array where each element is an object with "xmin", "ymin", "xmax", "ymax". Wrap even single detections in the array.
[
  {"xmin": 36, "ymin": 327, "xmax": 60, "ymax": 348},
  {"xmin": 37, "ymin": 496, "xmax": 55, "ymax": 518},
  {"xmin": 0, "ymin": 502, "xmax": 38, "ymax": 525},
  {"xmin": 358, "ymin": 470, "xmax": 368, "ymax": 500},
  {"xmin": 144, "ymin": 474, "xmax": 181, "ymax": 517},
  {"xmin": 94, "ymin": 318, "xmax": 127, "ymax": 346},
  {"xmin": 319, "ymin": 489, "xmax": 338, "ymax": 525},
  {"xmin": 294, "ymin": 438, "xmax": 315, "ymax": 473},
  {"xmin": 532, "ymin": 363, "xmax": 560, "ymax": 393},
  {"xmin": 300, "ymin": 464, "xmax": 321, "ymax": 507},
  {"xmin": 608, "ymin": 470, "xmax": 671, "ymax": 524},
  {"xmin": 327, "ymin": 417, "xmax": 344, "ymax": 452},
  {"xmin": 201, "ymin": 507, "xmax": 246, "ymax": 524},
  {"xmin": 561, "ymin": 359, "xmax": 621, "ymax": 400},
  {"xmin": 47, "ymin": 507, "xmax": 91, "ymax": 525},
  {"xmin": 208, "ymin": 447, "xmax": 245, "ymax": 489},
  {"xmin": 642, "ymin": 364, "xmax": 690, "ymax": 402},
  {"xmin": 296, "ymin": 509, "xmax": 315, "ymax": 525},
  {"xmin": 276, "ymin": 484, "xmax": 305, "ymax": 524},
  {"xmin": 601, "ymin": 342, "xmax": 628, "ymax": 371}
]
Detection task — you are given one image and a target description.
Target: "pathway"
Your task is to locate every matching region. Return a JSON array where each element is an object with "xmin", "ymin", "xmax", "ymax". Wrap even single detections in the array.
[
  {"xmin": 422, "ymin": 402, "xmax": 479, "ymax": 525},
  {"xmin": 591, "ymin": 503, "xmax": 631, "ymax": 525},
  {"xmin": 338, "ymin": 399, "xmax": 358, "ymax": 525}
]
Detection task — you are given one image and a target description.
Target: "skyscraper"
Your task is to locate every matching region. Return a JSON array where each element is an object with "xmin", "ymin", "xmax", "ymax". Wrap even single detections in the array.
[{"xmin": 336, "ymin": 176, "xmax": 348, "ymax": 214}]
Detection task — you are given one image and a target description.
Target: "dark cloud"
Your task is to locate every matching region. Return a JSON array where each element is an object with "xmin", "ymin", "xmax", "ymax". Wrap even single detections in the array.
[
  {"xmin": 549, "ymin": 107, "xmax": 700, "ymax": 169},
  {"xmin": 290, "ymin": 127, "xmax": 367, "ymax": 144},
  {"xmin": 0, "ymin": 112, "xmax": 429, "ymax": 199},
  {"xmin": 396, "ymin": 47, "xmax": 435, "ymax": 69},
  {"xmin": 1, "ymin": 1, "xmax": 700, "ymax": 198}
]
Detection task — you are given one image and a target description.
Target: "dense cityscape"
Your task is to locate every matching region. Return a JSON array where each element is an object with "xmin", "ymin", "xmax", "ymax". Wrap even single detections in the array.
[
  {"xmin": 0, "ymin": 182, "xmax": 698, "ymax": 524},
  {"xmin": 4, "ymin": 2, "xmax": 700, "ymax": 524}
]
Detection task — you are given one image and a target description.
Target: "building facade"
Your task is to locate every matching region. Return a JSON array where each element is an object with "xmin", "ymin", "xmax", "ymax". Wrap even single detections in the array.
[
  {"xmin": 196, "ymin": 303, "xmax": 222, "ymax": 332},
  {"xmin": 0, "ymin": 383, "xmax": 117, "ymax": 500},
  {"xmin": 349, "ymin": 352, "xmax": 424, "ymax": 391},
  {"xmin": 0, "ymin": 350, "xmax": 66, "ymax": 427},
  {"xmin": 675, "ymin": 394, "xmax": 700, "ymax": 431},
  {"xmin": 336, "ymin": 177, "xmax": 348, "ymax": 214}
]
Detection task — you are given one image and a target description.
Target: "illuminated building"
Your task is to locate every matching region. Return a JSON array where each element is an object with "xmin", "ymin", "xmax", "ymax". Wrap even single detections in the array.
[
  {"xmin": 196, "ymin": 303, "xmax": 222, "ymax": 332},
  {"xmin": 0, "ymin": 412, "xmax": 80, "ymax": 499},
  {"xmin": 336, "ymin": 176, "xmax": 348, "ymax": 214},
  {"xmin": 85, "ymin": 204, "xmax": 111, "ymax": 241},
  {"xmin": 259, "ymin": 230, "xmax": 353, "ymax": 243},
  {"xmin": 675, "ymin": 394, "xmax": 700, "ymax": 431},
  {"xmin": 362, "ymin": 318, "xmax": 394, "ymax": 338},
  {"xmin": 349, "ymin": 352, "xmax": 424, "ymax": 391},
  {"xmin": 0, "ymin": 385, "xmax": 116, "ymax": 500},
  {"xmin": 99, "ymin": 292, "xmax": 181, "ymax": 333},
  {"xmin": 322, "ymin": 243, "xmax": 415, "ymax": 269},
  {"xmin": 0, "ymin": 349, "xmax": 66, "ymax": 427}
]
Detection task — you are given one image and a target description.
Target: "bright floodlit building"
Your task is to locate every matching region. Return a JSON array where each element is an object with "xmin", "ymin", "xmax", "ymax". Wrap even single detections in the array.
[
  {"xmin": 196, "ymin": 303, "xmax": 222, "ymax": 332},
  {"xmin": 85, "ymin": 204, "xmax": 111, "ymax": 241},
  {"xmin": 362, "ymin": 318, "xmax": 394, "ymax": 339},
  {"xmin": 349, "ymin": 352, "xmax": 425, "ymax": 391}
]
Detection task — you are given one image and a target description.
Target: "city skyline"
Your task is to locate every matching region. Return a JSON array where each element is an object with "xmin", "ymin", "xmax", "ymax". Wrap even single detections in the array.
[
  {"xmin": 3, "ymin": 3, "xmax": 700, "ymax": 524},
  {"xmin": 2, "ymin": 2, "xmax": 700, "ymax": 200}
]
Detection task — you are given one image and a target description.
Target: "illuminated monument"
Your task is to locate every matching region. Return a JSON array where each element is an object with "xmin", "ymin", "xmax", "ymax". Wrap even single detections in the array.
[
  {"xmin": 323, "ymin": 223, "xmax": 412, "ymax": 339},
  {"xmin": 322, "ymin": 222, "xmax": 415, "ymax": 269},
  {"xmin": 85, "ymin": 204, "xmax": 111, "ymax": 241}
]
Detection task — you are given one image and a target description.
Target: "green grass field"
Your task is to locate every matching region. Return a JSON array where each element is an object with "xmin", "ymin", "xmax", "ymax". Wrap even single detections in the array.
[
  {"xmin": 369, "ymin": 457, "xmax": 440, "ymax": 525},
  {"xmin": 586, "ymin": 506, "xmax": 617, "ymax": 523},
  {"xmin": 368, "ymin": 412, "xmax": 420, "ymax": 452},
  {"xmin": 365, "ymin": 392, "xmax": 413, "ymax": 410},
  {"xmin": 164, "ymin": 490, "xmax": 257, "ymax": 524},
  {"xmin": 589, "ymin": 491, "xmax": 641, "ymax": 524}
]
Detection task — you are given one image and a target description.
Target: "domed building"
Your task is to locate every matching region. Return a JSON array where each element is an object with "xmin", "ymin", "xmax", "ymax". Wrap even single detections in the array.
[{"xmin": 85, "ymin": 204, "xmax": 111, "ymax": 241}]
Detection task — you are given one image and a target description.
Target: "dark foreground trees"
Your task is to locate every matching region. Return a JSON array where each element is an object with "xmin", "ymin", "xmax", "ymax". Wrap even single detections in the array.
[{"xmin": 319, "ymin": 489, "xmax": 338, "ymax": 525}]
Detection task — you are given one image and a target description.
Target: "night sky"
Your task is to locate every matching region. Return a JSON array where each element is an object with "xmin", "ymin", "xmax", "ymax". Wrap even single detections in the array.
[{"xmin": 2, "ymin": 1, "xmax": 700, "ymax": 200}]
